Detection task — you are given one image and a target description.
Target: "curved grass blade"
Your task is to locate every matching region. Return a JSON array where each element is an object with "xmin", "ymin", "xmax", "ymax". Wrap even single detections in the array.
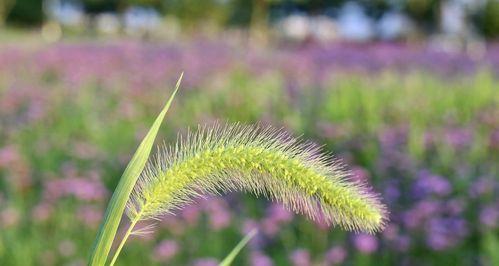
[
  {"xmin": 88, "ymin": 73, "xmax": 183, "ymax": 266},
  {"xmin": 219, "ymin": 229, "xmax": 258, "ymax": 266}
]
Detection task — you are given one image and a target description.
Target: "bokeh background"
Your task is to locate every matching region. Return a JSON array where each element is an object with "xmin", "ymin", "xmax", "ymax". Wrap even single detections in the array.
[{"xmin": 0, "ymin": 1, "xmax": 498, "ymax": 265}]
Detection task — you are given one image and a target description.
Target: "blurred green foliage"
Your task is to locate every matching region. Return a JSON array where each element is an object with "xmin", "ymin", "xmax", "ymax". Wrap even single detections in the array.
[
  {"xmin": 6, "ymin": 0, "xmax": 44, "ymax": 26},
  {"xmin": 2, "ymin": 0, "xmax": 499, "ymax": 39},
  {"xmin": 475, "ymin": 0, "xmax": 499, "ymax": 38}
]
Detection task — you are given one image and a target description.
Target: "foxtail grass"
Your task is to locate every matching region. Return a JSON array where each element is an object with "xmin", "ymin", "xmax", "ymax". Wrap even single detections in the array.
[
  {"xmin": 92, "ymin": 75, "xmax": 387, "ymax": 265},
  {"xmin": 109, "ymin": 124, "xmax": 387, "ymax": 265}
]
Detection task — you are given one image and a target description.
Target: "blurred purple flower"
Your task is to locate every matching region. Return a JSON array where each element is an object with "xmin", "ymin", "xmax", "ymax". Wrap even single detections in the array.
[
  {"xmin": 0, "ymin": 207, "xmax": 20, "ymax": 228},
  {"xmin": 414, "ymin": 170, "xmax": 451, "ymax": 197},
  {"xmin": 160, "ymin": 216, "xmax": 186, "ymax": 236},
  {"xmin": 480, "ymin": 206, "xmax": 499, "ymax": 229},
  {"xmin": 382, "ymin": 223, "xmax": 399, "ymax": 241},
  {"xmin": 0, "ymin": 145, "xmax": 20, "ymax": 168},
  {"xmin": 403, "ymin": 200, "xmax": 441, "ymax": 229},
  {"xmin": 324, "ymin": 246, "xmax": 347, "ymax": 265},
  {"xmin": 77, "ymin": 206, "xmax": 103, "ymax": 227},
  {"xmin": 250, "ymin": 251, "xmax": 273, "ymax": 266},
  {"xmin": 192, "ymin": 258, "xmax": 219, "ymax": 266},
  {"xmin": 181, "ymin": 204, "xmax": 201, "ymax": 225},
  {"xmin": 352, "ymin": 234, "xmax": 378, "ymax": 254},
  {"xmin": 444, "ymin": 127, "xmax": 473, "ymax": 149},
  {"xmin": 490, "ymin": 129, "xmax": 499, "ymax": 150},
  {"xmin": 32, "ymin": 203, "xmax": 53, "ymax": 222},
  {"xmin": 425, "ymin": 217, "xmax": 468, "ymax": 250},
  {"xmin": 379, "ymin": 127, "xmax": 408, "ymax": 148},
  {"xmin": 267, "ymin": 203, "xmax": 293, "ymax": 223},
  {"xmin": 289, "ymin": 249, "xmax": 311, "ymax": 266},
  {"xmin": 445, "ymin": 199, "xmax": 465, "ymax": 215},
  {"xmin": 153, "ymin": 240, "xmax": 179, "ymax": 262},
  {"xmin": 394, "ymin": 235, "xmax": 411, "ymax": 252},
  {"xmin": 205, "ymin": 198, "xmax": 231, "ymax": 230},
  {"xmin": 383, "ymin": 183, "xmax": 400, "ymax": 203},
  {"xmin": 44, "ymin": 177, "xmax": 108, "ymax": 202},
  {"xmin": 261, "ymin": 203, "xmax": 294, "ymax": 236},
  {"xmin": 469, "ymin": 177, "xmax": 495, "ymax": 198},
  {"xmin": 261, "ymin": 217, "xmax": 280, "ymax": 237}
]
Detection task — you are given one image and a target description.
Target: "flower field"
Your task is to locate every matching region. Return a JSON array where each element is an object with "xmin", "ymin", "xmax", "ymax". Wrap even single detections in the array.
[{"xmin": 0, "ymin": 40, "xmax": 498, "ymax": 265}]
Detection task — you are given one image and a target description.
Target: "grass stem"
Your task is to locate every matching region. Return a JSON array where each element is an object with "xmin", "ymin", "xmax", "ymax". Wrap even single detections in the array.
[{"xmin": 109, "ymin": 216, "xmax": 140, "ymax": 266}]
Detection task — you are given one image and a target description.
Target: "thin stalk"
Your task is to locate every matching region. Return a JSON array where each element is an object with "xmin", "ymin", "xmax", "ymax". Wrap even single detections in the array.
[{"xmin": 109, "ymin": 216, "xmax": 140, "ymax": 266}]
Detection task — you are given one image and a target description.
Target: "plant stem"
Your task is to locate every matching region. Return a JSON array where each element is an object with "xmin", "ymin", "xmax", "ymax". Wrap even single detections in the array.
[{"xmin": 109, "ymin": 216, "xmax": 140, "ymax": 266}]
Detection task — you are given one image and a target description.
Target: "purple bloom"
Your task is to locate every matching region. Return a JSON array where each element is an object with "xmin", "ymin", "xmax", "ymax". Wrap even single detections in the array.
[
  {"xmin": 324, "ymin": 246, "xmax": 347, "ymax": 265},
  {"xmin": 44, "ymin": 177, "xmax": 108, "ymax": 202},
  {"xmin": 403, "ymin": 200, "xmax": 441, "ymax": 229},
  {"xmin": 444, "ymin": 127, "xmax": 473, "ymax": 149},
  {"xmin": 153, "ymin": 240, "xmax": 179, "ymax": 262},
  {"xmin": 289, "ymin": 249, "xmax": 311, "ymax": 266},
  {"xmin": 32, "ymin": 203, "xmax": 53, "ymax": 222},
  {"xmin": 261, "ymin": 203, "xmax": 294, "ymax": 236},
  {"xmin": 205, "ymin": 197, "xmax": 231, "ymax": 230},
  {"xmin": 394, "ymin": 235, "xmax": 411, "ymax": 252},
  {"xmin": 77, "ymin": 206, "xmax": 103, "ymax": 228},
  {"xmin": 267, "ymin": 203, "xmax": 293, "ymax": 223},
  {"xmin": 382, "ymin": 223, "xmax": 399, "ymax": 241},
  {"xmin": 469, "ymin": 178, "xmax": 495, "ymax": 198},
  {"xmin": 0, "ymin": 145, "xmax": 20, "ymax": 168},
  {"xmin": 414, "ymin": 170, "xmax": 451, "ymax": 197},
  {"xmin": 352, "ymin": 234, "xmax": 378, "ymax": 254},
  {"xmin": 480, "ymin": 206, "xmax": 499, "ymax": 229},
  {"xmin": 181, "ymin": 204, "xmax": 201, "ymax": 225},
  {"xmin": 192, "ymin": 258, "xmax": 219, "ymax": 266},
  {"xmin": 0, "ymin": 207, "xmax": 20, "ymax": 228},
  {"xmin": 425, "ymin": 217, "xmax": 468, "ymax": 250},
  {"xmin": 250, "ymin": 251, "xmax": 273, "ymax": 266}
]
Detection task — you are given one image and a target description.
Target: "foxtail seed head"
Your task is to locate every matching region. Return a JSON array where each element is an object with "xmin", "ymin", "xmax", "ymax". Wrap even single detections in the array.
[{"xmin": 127, "ymin": 124, "xmax": 388, "ymax": 233}]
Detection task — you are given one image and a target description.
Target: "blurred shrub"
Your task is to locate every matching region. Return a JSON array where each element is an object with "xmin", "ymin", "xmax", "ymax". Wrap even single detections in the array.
[
  {"xmin": 82, "ymin": 0, "xmax": 122, "ymax": 14},
  {"xmin": 474, "ymin": 0, "xmax": 499, "ymax": 39},
  {"xmin": 6, "ymin": 0, "xmax": 43, "ymax": 25}
]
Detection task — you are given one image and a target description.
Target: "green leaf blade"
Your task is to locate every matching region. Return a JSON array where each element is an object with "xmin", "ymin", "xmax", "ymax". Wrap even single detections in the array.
[
  {"xmin": 88, "ymin": 73, "xmax": 183, "ymax": 266},
  {"xmin": 219, "ymin": 229, "xmax": 258, "ymax": 266}
]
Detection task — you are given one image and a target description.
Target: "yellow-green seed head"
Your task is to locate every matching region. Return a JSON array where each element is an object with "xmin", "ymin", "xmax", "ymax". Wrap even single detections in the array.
[{"xmin": 127, "ymin": 123, "xmax": 388, "ymax": 233}]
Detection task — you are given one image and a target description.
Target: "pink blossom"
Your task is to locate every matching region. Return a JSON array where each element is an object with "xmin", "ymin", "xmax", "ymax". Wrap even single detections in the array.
[
  {"xmin": 250, "ymin": 251, "xmax": 273, "ymax": 266},
  {"xmin": 192, "ymin": 258, "xmax": 219, "ymax": 266},
  {"xmin": 77, "ymin": 206, "xmax": 103, "ymax": 227},
  {"xmin": 324, "ymin": 246, "xmax": 347, "ymax": 265},
  {"xmin": 32, "ymin": 203, "xmax": 53, "ymax": 222},
  {"xmin": 205, "ymin": 198, "xmax": 231, "ymax": 230},
  {"xmin": 44, "ymin": 177, "xmax": 108, "ymax": 202},
  {"xmin": 353, "ymin": 234, "xmax": 378, "ymax": 254},
  {"xmin": 0, "ymin": 207, "xmax": 20, "ymax": 228},
  {"xmin": 289, "ymin": 249, "xmax": 311, "ymax": 266},
  {"xmin": 181, "ymin": 204, "xmax": 201, "ymax": 225},
  {"xmin": 154, "ymin": 240, "xmax": 179, "ymax": 262}
]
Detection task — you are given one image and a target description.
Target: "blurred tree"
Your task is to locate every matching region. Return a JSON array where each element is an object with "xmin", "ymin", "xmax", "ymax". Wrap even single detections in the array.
[
  {"xmin": 360, "ymin": 0, "xmax": 390, "ymax": 19},
  {"xmin": 127, "ymin": 0, "xmax": 162, "ymax": 9},
  {"xmin": 403, "ymin": 0, "xmax": 439, "ymax": 33},
  {"xmin": 474, "ymin": 0, "xmax": 499, "ymax": 39},
  {"xmin": 6, "ymin": 0, "xmax": 43, "ymax": 25},
  {"xmin": 82, "ymin": 0, "xmax": 123, "ymax": 14},
  {"xmin": 0, "ymin": 0, "xmax": 16, "ymax": 26},
  {"xmin": 160, "ymin": 0, "xmax": 230, "ymax": 30}
]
